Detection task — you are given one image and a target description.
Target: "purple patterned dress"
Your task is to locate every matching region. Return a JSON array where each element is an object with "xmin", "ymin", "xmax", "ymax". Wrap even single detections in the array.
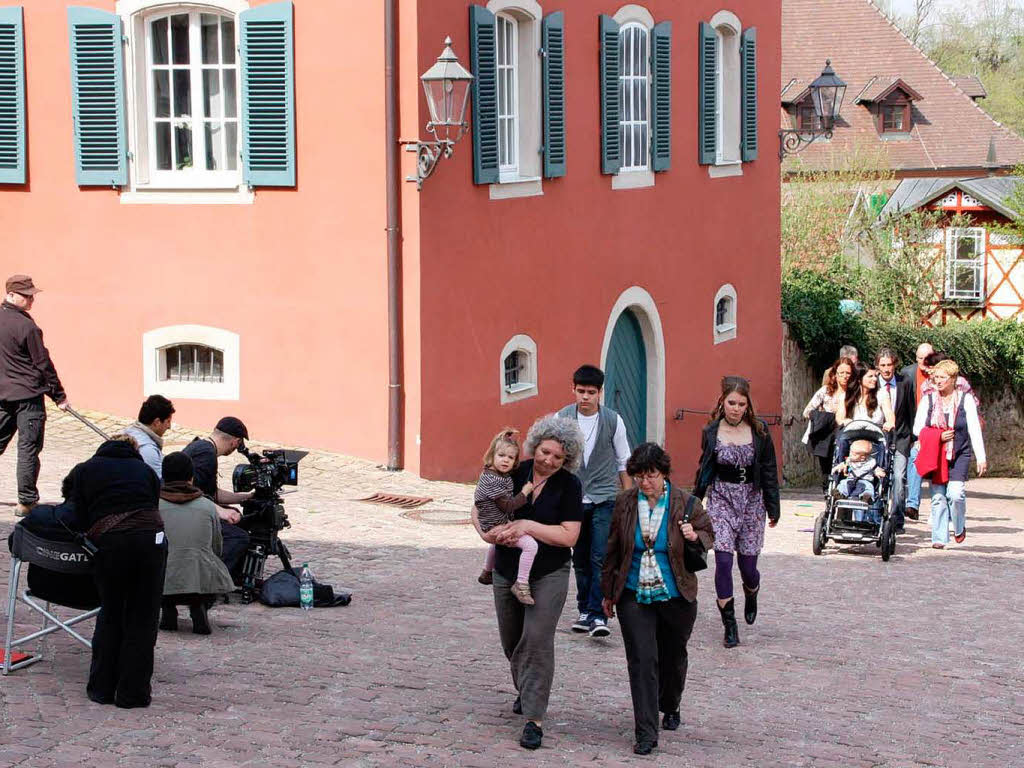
[{"xmin": 706, "ymin": 441, "xmax": 767, "ymax": 556}]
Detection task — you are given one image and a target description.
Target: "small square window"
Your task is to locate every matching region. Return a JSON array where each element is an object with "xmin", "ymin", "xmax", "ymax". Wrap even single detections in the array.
[
  {"xmin": 162, "ymin": 343, "xmax": 224, "ymax": 383},
  {"xmin": 882, "ymin": 104, "xmax": 909, "ymax": 133}
]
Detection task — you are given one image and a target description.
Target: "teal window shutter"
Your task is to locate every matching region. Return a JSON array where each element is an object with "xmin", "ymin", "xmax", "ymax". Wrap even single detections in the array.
[
  {"xmin": 697, "ymin": 21, "xmax": 716, "ymax": 165},
  {"xmin": 67, "ymin": 6, "xmax": 127, "ymax": 186},
  {"xmin": 0, "ymin": 6, "xmax": 26, "ymax": 185},
  {"xmin": 651, "ymin": 21, "xmax": 672, "ymax": 172},
  {"xmin": 240, "ymin": 1, "xmax": 295, "ymax": 187},
  {"xmin": 541, "ymin": 11, "xmax": 566, "ymax": 179},
  {"xmin": 741, "ymin": 27, "xmax": 757, "ymax": 162},
  {"xmin": 599, "ymin": 14, "xmax": 620, "ymax": 175},
  {"xmin": 469, "ymin": 5, "xmax": 498, "ymax": 185}
]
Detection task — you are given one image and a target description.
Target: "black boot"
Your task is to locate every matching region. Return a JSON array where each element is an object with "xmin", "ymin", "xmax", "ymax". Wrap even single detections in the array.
[
  {"xmin": 190, "ymin": 600, "xmax": 212, "ymax": 635},
  {"xmin": 718, "ymin": 599, "xmax": 740, "ymax": 648},
  {"xmin": 742, "ymin": 584, "xmax": 759, "ymax": 625},
  {"xmin": 159, "ymin": 601, "xmax": 178, "ymax": 631}
]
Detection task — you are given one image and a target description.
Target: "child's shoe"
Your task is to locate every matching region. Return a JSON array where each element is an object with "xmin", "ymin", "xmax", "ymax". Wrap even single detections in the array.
[
  {"xmin": 478, "ymin": 569, "xmax": 493, "ymax": 585},
  {"xmin": 859, "ymin": 492, "xmax": 873, "ymax": 503},
  {"xmin": 511, "ymin": 580, "xmax": 535, "ymax": 605},
  {"xmin": 830, "ymin": 487, "xmax": 842, "ymax": 500}
]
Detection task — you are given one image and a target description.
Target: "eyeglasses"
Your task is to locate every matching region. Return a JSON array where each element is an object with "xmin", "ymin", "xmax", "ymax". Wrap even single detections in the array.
[{"xmin": 635, "ymin": 471, "xmax": 663, "ymax": 482}]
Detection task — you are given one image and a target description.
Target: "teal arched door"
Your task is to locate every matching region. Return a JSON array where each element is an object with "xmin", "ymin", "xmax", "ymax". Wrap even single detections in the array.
[{"xmin": 605, "ymin": 310, "xmax": 647, "ymax": 449}]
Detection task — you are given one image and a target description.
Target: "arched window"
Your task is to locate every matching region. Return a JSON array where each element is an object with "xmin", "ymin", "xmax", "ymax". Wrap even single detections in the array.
[
  {"xmin": 143, "ymin": 324, "xmax": 240, "ymax": 399},
  {"xmin": 619, "ymin": 22, "xmax": 650, "ymax": 172},
  {"xmin": 712, "ymin": 11, "xmax": 741, "ymax": 165},
  {"xmin": 499, "ymin": 334, "xmax": 538, "ymax": 404},
  {"xmin": 713, "ymin": 283, "xmax": 737, "ymax": 344},
  {"xmin": 496, "ymin": 13, "xmax": 519, "ymax": 179}
]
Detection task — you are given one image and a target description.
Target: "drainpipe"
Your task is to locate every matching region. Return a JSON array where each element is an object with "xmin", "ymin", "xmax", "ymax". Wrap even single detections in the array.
[{"xmin": 385, "ymin": 0, "xmax": 404, "ymax": 470}]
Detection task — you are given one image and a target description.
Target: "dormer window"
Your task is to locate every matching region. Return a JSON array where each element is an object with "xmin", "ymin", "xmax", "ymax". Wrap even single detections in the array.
[
  {"xmin": 852, "ymin": 76, "xmax": 921, "ymax": 137},
  {"xmin": 879, "ymin": 94, "xmax": 911, "ymax": 134},
  {"xmin": 797, "ymin": 99, "xmax": 821, "ymax": 131}
]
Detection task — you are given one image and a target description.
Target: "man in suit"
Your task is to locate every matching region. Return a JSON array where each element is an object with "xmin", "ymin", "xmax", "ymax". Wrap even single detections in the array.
[
  {"xmin": 898, "ymin": 342, "xmax": 934, "ymax": 523},
  {"xmin": 877, "ymin": 349, "xmax": 909, "ymax": 531}
]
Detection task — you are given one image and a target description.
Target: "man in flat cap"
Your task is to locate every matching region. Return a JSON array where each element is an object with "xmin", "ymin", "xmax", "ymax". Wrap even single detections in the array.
[
  {"xmin": 182, "ymin": 417, "xmax": 253, "ymax": 574},
  {"xmin": 0, "ymin": 275, "xmax": 70, "ymax": 516}
]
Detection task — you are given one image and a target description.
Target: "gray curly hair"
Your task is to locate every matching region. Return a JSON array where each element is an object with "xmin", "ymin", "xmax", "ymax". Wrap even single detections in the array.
[{"xmin": 523, "ymin": 415, "xmax": 584, "ymax": 472}]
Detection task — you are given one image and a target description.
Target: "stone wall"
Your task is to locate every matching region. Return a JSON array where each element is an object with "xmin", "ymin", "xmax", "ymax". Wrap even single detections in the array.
[{"xmin": 780, "ymin": 324, "xmax": 1023, "ymax": 487}]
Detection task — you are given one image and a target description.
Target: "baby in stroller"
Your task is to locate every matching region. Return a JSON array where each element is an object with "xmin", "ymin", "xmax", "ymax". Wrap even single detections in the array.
[{"xmin": 832, "ymin": 439, "xmax": 886, "ymax": 504}]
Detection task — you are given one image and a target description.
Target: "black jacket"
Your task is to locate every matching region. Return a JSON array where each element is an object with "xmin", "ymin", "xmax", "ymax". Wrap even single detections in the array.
[
  {"xmin": 693, "ymin": 419, "xmax": 781, "ymax": 522},
  {"xmin": 897, "ymin": 364, "xmax": 923, "ymax": 455},
  {"xmin": 64, "ymin": 440, "xmax": 160, "ymax": 532},
  {"xmin": 0, "ymin": 301, "xmax": 66, "ymax": 403}
]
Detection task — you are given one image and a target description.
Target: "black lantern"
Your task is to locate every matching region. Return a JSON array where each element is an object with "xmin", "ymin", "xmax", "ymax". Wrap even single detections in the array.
[
  {"xmin": 780, "ymin": 60, "xmax": 847, "ymax": 160},
  {"xmin": 809, "ymin": 60, "xmax": 847, "ymax": 131}
]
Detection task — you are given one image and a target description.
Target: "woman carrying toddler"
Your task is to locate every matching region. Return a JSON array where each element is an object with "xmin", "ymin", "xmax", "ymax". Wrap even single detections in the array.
[{"xmin": 476, "ymin": 428, "xmax": 538, "ymax": 605}]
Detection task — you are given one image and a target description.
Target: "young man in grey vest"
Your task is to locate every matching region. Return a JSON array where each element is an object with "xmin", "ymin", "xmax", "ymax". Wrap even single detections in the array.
[{"xmin": 557, "ymin": 365, "xmax": 632, "ymax": 638}]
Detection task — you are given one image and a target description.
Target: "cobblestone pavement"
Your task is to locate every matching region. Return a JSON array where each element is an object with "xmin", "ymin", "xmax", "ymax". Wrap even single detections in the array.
[{"xmin": 1, "ymin": 407, "xmax": 1022, "ymax": 766}]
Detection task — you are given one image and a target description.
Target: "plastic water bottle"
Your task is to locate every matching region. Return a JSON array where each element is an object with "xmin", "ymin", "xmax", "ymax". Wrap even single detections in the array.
[{"xmin": 299, "ymin": 563, "xmax": 314, "ymax": 611}]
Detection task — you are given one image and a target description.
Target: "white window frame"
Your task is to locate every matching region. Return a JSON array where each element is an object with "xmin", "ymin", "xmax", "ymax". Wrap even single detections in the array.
[
  {"xmin": 611, "ymin": 5, "xmax": 655, "ymax": 190},
  {"xmin": 713, "ymin": 283, "xmax": 737, "ymax": 344},
  {"xmin": 143, "ymin": 324, "xmax": 240, "ymax": 400},
  {"xmin": 118, "ymin": 0, "xmax": 254, "ymax": 204},
  {"xmin": 499, "ymin": 334, "xmax": 538, "ymax": 404},
  {"xmin": 944, "ymin": 228, "xmax": 986, "ymax": 304},
  {"xmin": 711, "ymin": 10, "xmax": 742, "ymax": 169},
  {"xmin": 496, "ymin": 13, "xmax": 519, "ymax": 181},
  {"xmin": 619, "ymin": 22, "xmax": 650, "ymax": 173},
  {"xmin": 486, "ymin": 0, "xmax": 543, "ymax": 200}
]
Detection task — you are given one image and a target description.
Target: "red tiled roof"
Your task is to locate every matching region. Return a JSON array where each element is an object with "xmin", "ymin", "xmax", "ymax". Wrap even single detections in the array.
[
  {"xmin": 782, "ymin": 0, "xmax": 1024, "ymax": 173},
  {"xmin": 853, "ymin": 76, "xmax": 922, "ymax": 103},
  {"xmin": 951, "ymin": 75, "xmax": 987, "ymax": 100}
]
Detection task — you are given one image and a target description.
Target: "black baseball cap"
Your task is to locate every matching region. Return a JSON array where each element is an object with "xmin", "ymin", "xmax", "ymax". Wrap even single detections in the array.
[{"xmin": 215, "ymin": 416, "xmax": 249, "ymax": 444}]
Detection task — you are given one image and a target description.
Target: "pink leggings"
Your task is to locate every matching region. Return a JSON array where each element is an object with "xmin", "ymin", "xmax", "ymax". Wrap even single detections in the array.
[{"xmin": 484, "ymin": 535, "xmax": 539, "ymax": 583}]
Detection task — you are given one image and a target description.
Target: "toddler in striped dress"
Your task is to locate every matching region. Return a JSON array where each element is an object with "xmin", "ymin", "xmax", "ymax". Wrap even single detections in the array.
[{"xmin": 476, "ymin": 428, "xmax": 539, "ymax": 605}]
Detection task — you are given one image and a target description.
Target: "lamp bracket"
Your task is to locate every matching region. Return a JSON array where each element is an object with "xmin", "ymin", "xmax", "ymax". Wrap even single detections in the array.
[{"xmin": 778, "ymin": 127, "xmax": 834, "ymax": 161}]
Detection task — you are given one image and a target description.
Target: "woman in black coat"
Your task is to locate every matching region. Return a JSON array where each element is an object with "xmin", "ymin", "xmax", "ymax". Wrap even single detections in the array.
[
  {"xmin": 65, "ymin": 434, "xmax": 166, "ymax": 708},
  {"xmin": 693, "ymin": 377, "xmax": 780, "ymax": 648}
]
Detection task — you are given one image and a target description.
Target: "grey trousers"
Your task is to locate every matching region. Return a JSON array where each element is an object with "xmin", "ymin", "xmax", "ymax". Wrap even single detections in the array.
[
  {"xmin": 617, "ymin": 590, "xmax": 698, "ymax": 744},
  {"xmin": 492, "ymin": 563, "xmax": 570, "ymax": 722},
  {"xmin": 890, "ymin": 451, "xmax": 908, "ymax": 527}
]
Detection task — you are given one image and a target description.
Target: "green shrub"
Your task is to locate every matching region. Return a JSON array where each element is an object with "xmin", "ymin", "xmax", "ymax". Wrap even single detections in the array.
[{"xmin": 781, "ymin": 268, "xmax": 869, "ymax": 374}]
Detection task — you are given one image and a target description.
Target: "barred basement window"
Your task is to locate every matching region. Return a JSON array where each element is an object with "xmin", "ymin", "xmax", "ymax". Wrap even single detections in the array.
[
  {"xmin": 499, "ymin": 334, "xmax": 538, "ymax": 404},
  {"xmin": 162, "ymin": 343, "xmax": 224, "ymax": 383}
]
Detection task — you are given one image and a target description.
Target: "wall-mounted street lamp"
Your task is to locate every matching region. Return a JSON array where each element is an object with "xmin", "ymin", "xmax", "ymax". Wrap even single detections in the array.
[
  {"xmin": 403, "ymin": 37, "xmax": 474, "ymax": 189},
  {"xmin": 779, "ymin": 60, "xmax": 847, "ymax": 160}
]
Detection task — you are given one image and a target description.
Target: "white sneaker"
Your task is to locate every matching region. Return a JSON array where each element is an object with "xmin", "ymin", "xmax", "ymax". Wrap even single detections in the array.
[
  {"xmin": 589, "ymin": 616, "xmax": 611, "ymax": 638},
  {"xmin": 571, "ymin": 612, "xmax": 590, "ymax": 632}
]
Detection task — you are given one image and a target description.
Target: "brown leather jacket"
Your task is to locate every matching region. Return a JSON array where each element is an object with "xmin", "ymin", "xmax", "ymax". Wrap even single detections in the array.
[{"xmin": 601, "ymin": 484, "xmax": 715, "ymax": 604}]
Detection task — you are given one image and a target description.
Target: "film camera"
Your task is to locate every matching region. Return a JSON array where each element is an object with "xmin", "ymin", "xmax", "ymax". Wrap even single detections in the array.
[{"xmin": 232, "ymin": 445, "xmax": 308, "ymax": 602}]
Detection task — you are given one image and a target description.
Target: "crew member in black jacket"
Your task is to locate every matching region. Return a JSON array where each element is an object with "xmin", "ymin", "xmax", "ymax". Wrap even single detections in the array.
[
  {"xmin": 65, "ymin": 435, "xmax": 167, "ymax": 708},
  {"xmin": 0, "ymin": 275, "xmax": 70, "ymax": 516}
]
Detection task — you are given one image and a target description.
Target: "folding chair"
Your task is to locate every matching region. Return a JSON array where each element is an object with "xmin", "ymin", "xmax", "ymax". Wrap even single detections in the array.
[{"xmin": 3, "ymin": 525, "xmax": 100, "ymax": 675}]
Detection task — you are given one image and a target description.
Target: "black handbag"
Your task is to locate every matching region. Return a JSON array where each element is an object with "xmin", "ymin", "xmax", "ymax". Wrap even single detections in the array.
[{"xmin": 680, "ymin": 496, "xmax": 707, "ymax": 573}]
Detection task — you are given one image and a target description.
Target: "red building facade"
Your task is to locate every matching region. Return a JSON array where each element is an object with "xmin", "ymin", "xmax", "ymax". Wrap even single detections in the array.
[{"xmin": 0, "ymin": 0, "xmax": 782, "ymax": 482}]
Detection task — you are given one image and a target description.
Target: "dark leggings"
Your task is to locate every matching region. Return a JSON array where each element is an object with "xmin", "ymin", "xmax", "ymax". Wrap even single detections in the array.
[{"xmin": 714, "ymin": 550, "xmax": 759, "ymax": 600}]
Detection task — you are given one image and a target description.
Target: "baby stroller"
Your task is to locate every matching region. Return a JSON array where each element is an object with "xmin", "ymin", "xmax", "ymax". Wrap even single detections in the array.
[{"xmin": 812, "ymin": 420, "xmax": 898, "ymax": 561}]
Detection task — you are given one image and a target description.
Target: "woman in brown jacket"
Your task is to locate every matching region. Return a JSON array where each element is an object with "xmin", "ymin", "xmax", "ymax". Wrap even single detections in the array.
[{"xmin": 601, "ymin": 443, "xmax": 715, "ymax": 756}]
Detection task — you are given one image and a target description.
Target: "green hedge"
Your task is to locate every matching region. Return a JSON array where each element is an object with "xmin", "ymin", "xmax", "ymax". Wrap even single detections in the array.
[{"xmin": 782, "ymin": 268, "xmax": 1024, "ymax": 396}]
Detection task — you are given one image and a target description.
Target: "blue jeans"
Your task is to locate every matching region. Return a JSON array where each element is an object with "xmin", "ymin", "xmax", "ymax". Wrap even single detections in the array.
[
  {"xmin": 929, "ymin": 480, "xmax": 966, "ymax": 545},
  {"xmin": 890, "ymin": 450, "xmax": 908, "ymax": 527},
  {"xmin": 906, "ymin": 443, "xmax": 922, "ymax": 511},
  {"xmin": 571, "ymin": 499, "xmax": 615, "ymax": 617}
]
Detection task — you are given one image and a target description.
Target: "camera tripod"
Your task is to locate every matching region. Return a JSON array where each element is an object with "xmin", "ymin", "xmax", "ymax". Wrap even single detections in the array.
[{"xmin": 237, "ymin": 525, "xmax": 294, "ymax": 604}]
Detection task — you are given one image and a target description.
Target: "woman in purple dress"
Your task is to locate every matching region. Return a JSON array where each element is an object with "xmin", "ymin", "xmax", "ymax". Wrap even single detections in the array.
[{"xmin": 694, "ymin": 377, "xmax": 780, "ymax": 648}]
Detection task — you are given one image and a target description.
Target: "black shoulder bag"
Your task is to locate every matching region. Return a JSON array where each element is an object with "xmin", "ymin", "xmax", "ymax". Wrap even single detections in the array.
[{"xmin": 681, "ymin": 495, "xmax": 707, "ymax": 573}]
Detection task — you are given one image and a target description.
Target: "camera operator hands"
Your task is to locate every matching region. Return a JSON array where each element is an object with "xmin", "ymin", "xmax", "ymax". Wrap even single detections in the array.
[{"xmin": 216, "ymin": 505, "xmax": 243, "ymax": 525}]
